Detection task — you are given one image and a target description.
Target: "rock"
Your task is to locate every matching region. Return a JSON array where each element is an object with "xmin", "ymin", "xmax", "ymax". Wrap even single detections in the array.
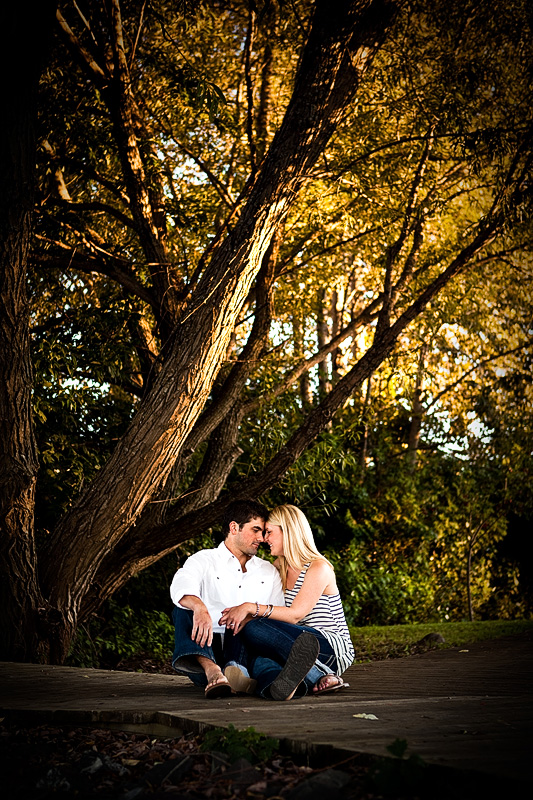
[
  {"xmin": 210, "ymin": 750, "xmax": 232, "ymax": 773},
  {"xmin": 78, "ymin": 751, "xmax": 104, "ymax": 774},
  {"xmin": 35, "ymin": 767, "xmax": 71, "ymax": 792},
  {"xmin": 222, "ymin": 757, "xmax": 260, "ymax": 788},
  {"xmin": 415, "ymin": 632, "xmax": 445, "ymax": 647},
  {"xmin": 123, "ymin": 753, "xmax": 193, "ymax": 798},
  {"xmin": 102, "ymin": 753, "xmax": 131, "ymax": 777}
]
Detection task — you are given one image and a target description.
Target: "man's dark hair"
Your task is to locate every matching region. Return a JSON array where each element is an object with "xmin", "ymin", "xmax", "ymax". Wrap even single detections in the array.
[{"xmin": 221, "ymin": 499, "xmax": 269, "ymax": 538}]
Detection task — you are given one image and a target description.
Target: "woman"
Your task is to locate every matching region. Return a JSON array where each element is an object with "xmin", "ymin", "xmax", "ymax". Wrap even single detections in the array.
[{"xmin": 219, "ymin": 504, "xmax": 354, "ymax": 700}]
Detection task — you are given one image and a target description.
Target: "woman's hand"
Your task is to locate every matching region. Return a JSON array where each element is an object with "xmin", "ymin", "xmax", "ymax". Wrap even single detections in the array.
[{"xmin": 219, "ymin": 602, "xmax": 253, "ymax": 633}]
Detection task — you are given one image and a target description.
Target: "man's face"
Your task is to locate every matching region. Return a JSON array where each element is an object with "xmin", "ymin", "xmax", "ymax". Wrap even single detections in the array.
[{"xmin": 230, "ymin": 516, "xmax": 265, "ymax": 558}]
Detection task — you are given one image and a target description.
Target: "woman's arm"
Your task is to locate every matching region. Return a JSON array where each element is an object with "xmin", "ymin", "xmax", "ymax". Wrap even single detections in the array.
[{"xmin": 219, "ymin": 561, "xmax": 334, "ymax": 632}]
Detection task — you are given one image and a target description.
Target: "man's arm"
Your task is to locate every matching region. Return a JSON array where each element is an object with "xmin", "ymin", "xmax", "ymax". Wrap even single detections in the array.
[
  {"xmin": 178, "ymin": 595, "xmax": 214, "ymax": 647},
  {"xmin": 170, "ymin": 551, "xmax": 214, "ymax": 646}
]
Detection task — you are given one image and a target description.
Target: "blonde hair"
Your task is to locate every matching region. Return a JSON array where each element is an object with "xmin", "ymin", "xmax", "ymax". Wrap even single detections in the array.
[{"xmin": 267, "ymin": 504, "xmax": 332, "ymax": 590}]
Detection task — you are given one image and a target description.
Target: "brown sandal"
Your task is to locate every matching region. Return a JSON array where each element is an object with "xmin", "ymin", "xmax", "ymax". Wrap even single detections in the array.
[{"xmin": 204, "ymin": 673, "xmax": 232, "ymax": 699}]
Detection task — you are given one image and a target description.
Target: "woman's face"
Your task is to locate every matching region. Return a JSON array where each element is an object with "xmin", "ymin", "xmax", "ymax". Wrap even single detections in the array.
[{"xmin": 264, "ymin": 523, "xmax": 284, "ymax": 557}]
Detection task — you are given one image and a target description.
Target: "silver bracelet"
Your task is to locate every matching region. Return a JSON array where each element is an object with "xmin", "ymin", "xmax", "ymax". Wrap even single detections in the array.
[
  {"xmin": 261, "ymin": 603, "xmax": 273, "ymax": 618},
  {"xmin": 252, "ymin": 601, "xmax": 260, "ymax": 618}
]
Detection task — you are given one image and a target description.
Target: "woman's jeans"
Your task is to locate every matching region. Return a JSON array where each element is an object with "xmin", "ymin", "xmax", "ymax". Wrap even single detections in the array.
[
  {"xmin": 171, "ymin": 606, "xmax": 247, "ymax": 687},
  {"xmin": 242, "ymin": 617, "xmax": 338, "ymax": 698}
]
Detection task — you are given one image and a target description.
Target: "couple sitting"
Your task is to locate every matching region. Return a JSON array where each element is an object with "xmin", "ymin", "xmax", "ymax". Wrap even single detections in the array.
[{"xmin": 170, "ymin": 499, "xmax": 354, "ymax": 700}]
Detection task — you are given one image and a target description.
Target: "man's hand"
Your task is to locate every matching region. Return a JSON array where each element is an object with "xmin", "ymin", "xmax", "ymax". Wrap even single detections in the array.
[
  {"xmin": 219, "ymin": 602, "xmax": 253, "ymax": 634},
  {"xmin": 179, "ymin": 595, "xmax": 214, "ymax": 647},
  {"xmin": 191, "ymin": 606, "xmax": 213, "ymax": 647}
]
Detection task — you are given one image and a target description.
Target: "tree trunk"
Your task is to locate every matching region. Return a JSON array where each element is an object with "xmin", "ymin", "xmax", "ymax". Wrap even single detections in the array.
[
  {"xmin": 317, "ymin": 288, "xmax": 330, "ymax": 397},
  {"xmin": 407, "ymin": 342, "xmax": 428, "ymax": 471},
  {"xmin": 359, "ymin": 376, "xmax": 372, "ymax": 479},
  {"xmin": 330, "ymin": 290, "xmax": 342, "ymax": 384},
  {"xmin": 0, "ymin": 1, "xmax": 56, "ymax": 661},
  {"xmin": 466, "ymin": 539, "xmax": 474, "ymax": 622}
]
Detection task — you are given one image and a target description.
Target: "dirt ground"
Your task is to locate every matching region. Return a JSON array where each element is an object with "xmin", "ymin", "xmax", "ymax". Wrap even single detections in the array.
[{"xmin": 1, "ymin": 721, "xmax": 384, "ymax": 800}]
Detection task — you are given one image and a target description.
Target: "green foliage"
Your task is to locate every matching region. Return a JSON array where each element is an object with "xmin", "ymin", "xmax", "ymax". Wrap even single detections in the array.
[
  {"xmin": 200, "ymin": 724, "xmax": 279, "ymax": 764},
  {"xmin": 329, "ymin": 547, "xmax": 436, "ymax": 627},
  {"xmin": 67, "ymin": 601, "xmax": 174, "ymax": 669}
]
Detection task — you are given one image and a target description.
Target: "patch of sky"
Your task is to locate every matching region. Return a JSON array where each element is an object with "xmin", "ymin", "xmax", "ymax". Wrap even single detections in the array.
[
  {"xmin": 62, "ymin": 376, "xmax": 111, "ymax": 395},
  {"xmin": 424, "ymin": 406, "xmax": 492, "ymax": 459},
  {"xmin": 269, "ymin": 319, "xmax": 295, "ymax": 352},
  {"xmin": 172, "ymin": 155, "xmax": 208, "ymax": 186}
]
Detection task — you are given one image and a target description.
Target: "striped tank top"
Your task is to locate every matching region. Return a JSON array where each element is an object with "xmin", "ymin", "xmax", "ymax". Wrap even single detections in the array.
[{"xmin": 284, "ymin": 563, "xmax": 355, "ymax": 674}]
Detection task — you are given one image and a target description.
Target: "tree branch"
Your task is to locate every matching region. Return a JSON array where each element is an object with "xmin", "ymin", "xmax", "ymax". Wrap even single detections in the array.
[
  {"xmin": 376, "ymin": 126, "xmax": 435, "ymax": 335},
  {"xmin": 244, "ymin": 3, "xmax": 257, "ymax": 176},
  {"xmin": 51, "ymin": 198, "xmax": 137, "ymax": 231},
  {"xmin": 243, "ymin": 295, "xmax": 382, "ymax": 415},
  {"xmin": 33, "ymin": 235, "xmax": 156, "ymax": 307},
  {"xmin": 55, "ymin": 8, "xmax": 108, "ymax": 87}
]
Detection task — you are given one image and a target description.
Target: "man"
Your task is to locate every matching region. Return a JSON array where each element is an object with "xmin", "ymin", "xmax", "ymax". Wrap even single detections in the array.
[{"xmin": 170, "ymin": 499, "xmax": 284, "ymax": 698}]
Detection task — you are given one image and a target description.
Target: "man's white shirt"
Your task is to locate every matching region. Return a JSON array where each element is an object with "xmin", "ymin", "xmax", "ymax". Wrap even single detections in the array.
[{"xmin": 170, "ymin": 541, "xmax": 284, "ymax": 633}]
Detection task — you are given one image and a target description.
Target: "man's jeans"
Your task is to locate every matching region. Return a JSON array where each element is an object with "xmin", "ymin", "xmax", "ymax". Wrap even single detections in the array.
[
  {"xmin": 242, "ymin": 618, "xmax": 337, "ymax": 698},
  {"xmin": 171, "ymin": 606, "xmax": 247, "ymax": 687}
]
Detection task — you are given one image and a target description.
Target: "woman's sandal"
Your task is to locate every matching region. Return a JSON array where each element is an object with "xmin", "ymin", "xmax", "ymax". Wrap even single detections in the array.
[
  {"xmin": 270, "ymin": 632, "xmax": 320, "ymax": 701},
  {"xmin": 204, "ymin": 672, "xmax": 232, "ymax": 699},
  {"xmin": 313, "ymin": 674, "xmax": 349, "ymax": 695}
]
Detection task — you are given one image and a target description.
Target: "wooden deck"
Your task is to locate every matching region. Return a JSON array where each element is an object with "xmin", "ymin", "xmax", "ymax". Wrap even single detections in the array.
[{"xmin": 1, "ymin": 632, "xmax": 532, "ymax": 786}]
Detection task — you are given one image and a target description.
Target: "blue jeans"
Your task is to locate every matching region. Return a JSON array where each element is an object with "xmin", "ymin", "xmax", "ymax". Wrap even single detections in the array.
[
  {"xmin": 171, "ymin": 606, "xmax": 248, "ymax": 687},
  {"xmin": 242, "ymin": 618, "xmax": 337, "ymax": 698}
]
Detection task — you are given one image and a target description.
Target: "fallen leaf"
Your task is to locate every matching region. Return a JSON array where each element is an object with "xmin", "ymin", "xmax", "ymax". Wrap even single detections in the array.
[
  {"xmin": 353, "ymin": 713, "xmax": 378, "ymax": 720},
  {"xmin": 121, "ymin": 759, "xmax": 140, "ymax": 766},
  {"xmin": 459, "ymin": 649, "xmax": 469, "ymax": 653}
]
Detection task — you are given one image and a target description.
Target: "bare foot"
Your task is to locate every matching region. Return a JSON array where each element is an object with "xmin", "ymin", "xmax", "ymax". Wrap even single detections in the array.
[
  {"xmin": 204, "ymin": 670, "xmax": 232, "ymax": 698},
  {"xmin": 313, "ymin": 674, "xmax": 344, "ymax": 694}
]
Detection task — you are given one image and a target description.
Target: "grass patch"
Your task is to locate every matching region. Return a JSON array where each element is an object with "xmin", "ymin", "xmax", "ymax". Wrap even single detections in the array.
[{"xmin": 349, "ymin": 619, "xmax": 533, "ymax": 661}]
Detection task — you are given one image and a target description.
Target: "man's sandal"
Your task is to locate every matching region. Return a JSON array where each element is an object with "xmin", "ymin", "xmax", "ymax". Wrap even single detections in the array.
[
  {"xmin": 204, "ymin": 672, "xmax": 232, "ymax": 699},
  {"xmin": 313, "ymin": 674, "xmax": 349, "ymax": 695}
]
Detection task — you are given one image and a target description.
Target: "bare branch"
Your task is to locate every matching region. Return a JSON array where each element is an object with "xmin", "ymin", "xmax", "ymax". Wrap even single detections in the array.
[
  {"xmin": 55, "ymin": 8, "xmax": 108, "ymax": 86},
  {"xmin": 33, "ymin": 235, "xmax": 156, "ymax": 307},
  {"xmin": 244, "ymin": 4, "xmax": 257, "ymax": 176},
  {"xmin": 129, "ymin": 0, "xmax": 147, "ymax": 68},
  {"xmin": 61, "ymin": 159, "xmax": 130, "ymax": 205},
  {"xmin": 376, "ymin": 126, "xmax": 435, "ymax": 334},
  {"xmin": 51, "ymin": 198, "xmax": 137, "ymax": 231},
  {"xmin": 40, "ymin": 139, "xmax": 136, "ymax": 229},
  {"xmin": 172, "ymin": 138, "xmax": 235, "ymax": 208},
  {"xmin": 243, "ymin": 295, "xmax": 382, "ymax": 415},
  {"xmin": 278, "ymin": 226, "xmax": 382, "ymax": 279}
]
